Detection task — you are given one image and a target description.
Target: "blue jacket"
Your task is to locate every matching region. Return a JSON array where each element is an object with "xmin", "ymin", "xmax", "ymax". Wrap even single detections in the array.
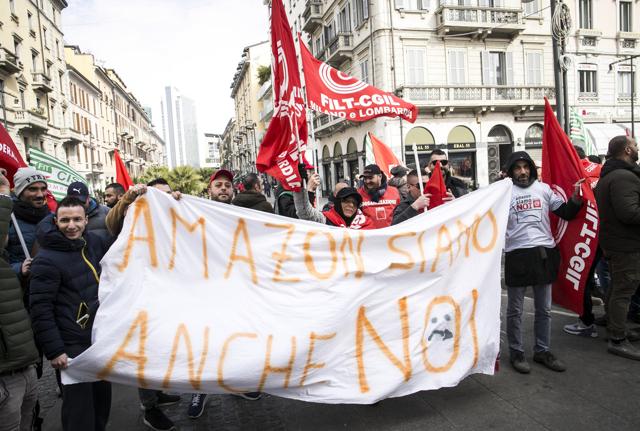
[
  {"xmin": 29, "ymin": 215, "xmax": 111, "ymax": 359},
  {"xmin": 86, "ymin": 198, "xmax": 112, "ymax": 242},
  {"xmin": 7, "ymin": 198, "xmax": 45, "ymax": 275}
]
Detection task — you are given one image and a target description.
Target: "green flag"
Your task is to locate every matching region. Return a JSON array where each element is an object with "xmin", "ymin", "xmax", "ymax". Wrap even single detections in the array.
[
  {"xmin": 569, "ymin": 108, "xmax": 598, "ymax": 156},
  {"xmin": 28, "ymin": 149, "xmax": 87, "ymax": 200}
]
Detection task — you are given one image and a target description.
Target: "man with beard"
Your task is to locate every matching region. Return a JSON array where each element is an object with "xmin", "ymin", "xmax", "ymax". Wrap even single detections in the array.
[
  {"xmin": 595, "ymin": 136, "xmax": 640, "ymax": 360},
  {"xmin": 208, "ymin": 169, "xmax": 234, "ymax": 204},
  {"xmin": 103, "ymin": 183, "xmax": 125, "ymax": 209},
  {"xmin": 504, "ymin": 151, "xmax": 583, "ymax": 374},
  {"xmin": 357, "ymin": 164, "xmax": 400, "ymax": 229},
  {"xmin": 232, "ymin": 173, "xmax": 274, "ymax": 213},
  {"xmin": 6, "ymin": 167, "xmax": 50, "ymax": 278},
  {"xmin": 425, "ymin": 149, "xmax": 469, "ymax": 198},
  {"xmin": 391, "ymin": 170, "xmax": 431, "ymax": 225}
]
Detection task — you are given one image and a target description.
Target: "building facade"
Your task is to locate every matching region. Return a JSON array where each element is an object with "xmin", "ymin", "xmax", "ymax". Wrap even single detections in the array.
[
  {"xmin": 228, "ymin": 40, "xmax": 270, "ymax": 174},
  {"xmin": 161, "ymin": 86, "xmax": 200, "ymax": 169},
  {"xmin": 284, "ymin": 0, "xmax": 558, "ymax": 192},
  {"xmin": 1, "ymin": 0, "xmax": 69, "ymax": 163},
  {"xmin": 201, "ymin": 132, "xmax": 222, "ymax": 168},
  {"xmin": 564, "ymin": 0, "xmax": 640, "ymax": 153},
  {"xmin": 65, "ymin": 46, "xmax": 165, "ymax": 189}
]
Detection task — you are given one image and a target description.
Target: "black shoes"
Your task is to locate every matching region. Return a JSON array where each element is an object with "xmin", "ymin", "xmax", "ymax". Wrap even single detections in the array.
[
  {"xmin": 510, "ymin": 352, "xmax": 531, "ymax": 374},
  {"xmin": 188, "ymin": 393, "xmax": 208, "ymax": 419},
  {"xmin": 533, "ymin": 351, "xmax": 566, "ymax": 372},
  {"xmin": 156, "ymin": 392, "xmax": 181, "ymax": 407},
  {"xmin": 608, "ymin": 338, "xmax": 640, "ymax": 361},
  {"xmin": 143, "ymin": 407, "xmax": 176, "ymax": 431}
]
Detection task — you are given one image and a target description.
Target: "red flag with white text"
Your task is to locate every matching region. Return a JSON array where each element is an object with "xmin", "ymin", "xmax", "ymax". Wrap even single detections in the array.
[
  {"xmin": 542, "ymin": 98, "xmax": 598, "ymax": 315},
  {"xmin": 300, "ymin": 38, "xmax": 417, "ymax": 123},
  {"xmin": 424, "ymin": 161, "xmax": 446, "ymax": 210},
  {"xmin": 256, "ymin": 0, "xmax": 308, "ymax": 191},
  {"xmin": 0, "ymin": 123, "xmax": 28, "ymax": 187}
]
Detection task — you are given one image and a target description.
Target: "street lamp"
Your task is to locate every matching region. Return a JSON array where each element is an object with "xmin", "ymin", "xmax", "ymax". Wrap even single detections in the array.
[{"xmin": 609, "ymin": 54, "xmax": 640, "ymax": 138}]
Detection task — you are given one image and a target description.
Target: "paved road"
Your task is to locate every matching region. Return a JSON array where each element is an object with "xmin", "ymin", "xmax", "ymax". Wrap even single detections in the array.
[{"xmin": 39, "ymin": 293, "xmax": 640, "ymax": 430}]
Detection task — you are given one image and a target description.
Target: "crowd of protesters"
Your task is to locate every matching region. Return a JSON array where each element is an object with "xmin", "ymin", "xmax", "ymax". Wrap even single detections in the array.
[{"xmin": 2, "ymin": 134, "xmax": 640, "ymax": 430}]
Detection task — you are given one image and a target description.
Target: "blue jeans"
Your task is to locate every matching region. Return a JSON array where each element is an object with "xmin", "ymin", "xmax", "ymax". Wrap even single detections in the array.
[{"xmin": 506, "ymin": 284, "xmax": 552, "ymax": 356}]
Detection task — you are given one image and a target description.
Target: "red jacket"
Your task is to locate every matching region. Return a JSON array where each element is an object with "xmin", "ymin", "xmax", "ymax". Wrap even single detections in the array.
[{"xmin": 357, "ymin": 185, "xmax": 400, "ymax": 229}]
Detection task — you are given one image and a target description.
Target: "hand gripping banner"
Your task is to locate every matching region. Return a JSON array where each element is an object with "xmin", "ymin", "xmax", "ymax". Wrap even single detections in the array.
[
  {"xmin": 300, "ymin": 38, "xmax": 417, "ymax": 123},
  {"xmin": 64, "ymin": 181, "xmax": 511, "ymax": 404}
]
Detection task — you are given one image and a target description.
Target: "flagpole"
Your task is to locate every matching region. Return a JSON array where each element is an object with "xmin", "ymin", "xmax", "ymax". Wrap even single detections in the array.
[
  {"xmin": 412, "ymin": 144, "xmax": 424, "ymax": 197},
  {"xmin": 11, "ymin": 213, "xmax": 30, "ymax": 260}
]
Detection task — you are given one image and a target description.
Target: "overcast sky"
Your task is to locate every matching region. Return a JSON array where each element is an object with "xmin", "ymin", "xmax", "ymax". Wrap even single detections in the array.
[{"xmin": 63, "ymin": 0, "xmax": 269, "ymax": 140}]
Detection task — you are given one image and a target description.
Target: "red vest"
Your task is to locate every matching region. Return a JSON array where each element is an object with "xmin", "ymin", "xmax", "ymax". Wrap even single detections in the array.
[
  {"xmin": 581, "ymin": 159, "xmax": 602, "ymax": 189},
  {"xmin": 322, "ymin": 207, "xmax": 374, "ymax": 229},
  {"xmin": 357, "ymin": 185, "xmax": 400, "ymax": 229}
]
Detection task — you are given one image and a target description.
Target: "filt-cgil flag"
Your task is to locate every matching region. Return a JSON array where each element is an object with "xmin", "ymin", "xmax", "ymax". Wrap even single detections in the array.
[{"xmin": 300, "ymin": 38, "xmax": 417, "ymax": 123}]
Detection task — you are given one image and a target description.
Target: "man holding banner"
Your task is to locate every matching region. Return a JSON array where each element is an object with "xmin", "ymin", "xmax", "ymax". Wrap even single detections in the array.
[{"xmin": 504, "ymin": 151, "xmax": 583, "ymax": 374}]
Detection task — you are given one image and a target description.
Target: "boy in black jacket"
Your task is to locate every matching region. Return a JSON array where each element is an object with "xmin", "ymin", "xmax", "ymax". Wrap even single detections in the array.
[{"xmin": 30, "ymin": 197, "xmax": 112, "ymax": 431}]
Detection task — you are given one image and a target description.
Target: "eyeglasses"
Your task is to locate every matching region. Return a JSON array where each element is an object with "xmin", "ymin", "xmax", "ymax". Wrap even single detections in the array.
[{"xmin": 430, "ymin": 160, "xmax": 448, "ymax": 167}]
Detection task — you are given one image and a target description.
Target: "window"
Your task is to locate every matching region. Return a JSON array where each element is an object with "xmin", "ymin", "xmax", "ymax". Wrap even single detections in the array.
[
  {"xmin": 360, "ymin": 58, "xmax": 369, "ymax": 83},
  {"xmin": 58, "ymin": 72, "xmax": 64, "ymax": 94},
  {"xmin": 395, "ymin": 0, "xmax": 429, "ymax": 10},
  {"xmin": 338, "ymin": 4, "xmax": 351, "ymax": 33},
  {"xmin": 620, "ymin": 1, "xmax": 632, "ymax": 32},
  {"xmin": 19, "ymin": 89, "xmax": 25, "ymax": 109},
  {"xmin": 405, "ymin": 46, "xmax": 426, "ymax": 85},
  {"xmin": 13, "ymin": 39, "xmax": 20, "ymax": 60},
  {"xmin": 579, "ymin": 0, "xmax": 593, "ymax": 29},
  {"xmin": 479, "ymin": 0, "xmax": 503, "ymax": 6},
  {"xmin": 28, "ymin": 12, "xmax": 34, "ymax": 31},
  {"xmin": 43, "ymin": 28, "xmax": 49, "ymax": 48},
  {"xmin": 323, "ymin": 22, "xmax": 336, "ymax": 45},
  {"xmin": 55, "ymin": 40, "xmax": 60, "ymax": 58},
  {"xmin": 447, "ymin": 50, "xmax": 466, "ymax": 85},
  {"xmin": 31, "ymin": 52, "xmax": 38, "ymax": 71},
  {"xmin": 579, "ymin": 69, "xmax": 598, "ymax": 96},
  {"xmin": 618, "ymin": 71, "xmax": 635, "ymax": 96},
  {"xmin": 9, "ymin": 0, "xmax": 15, "ymax": 15},
  {"xmin": 523, "ymin": 0, "xmax": 540, "ymax": 17},
  {"xmin": 526, "ymin": 51, "xmax": 543, "ymax": 85},
  {"xmin": 353, "ymin": 0, "xmax": 369, "ymax": 26},
  {"xmin": 481, "ymin": 51, "xmax": 513, "ymax": 85}
]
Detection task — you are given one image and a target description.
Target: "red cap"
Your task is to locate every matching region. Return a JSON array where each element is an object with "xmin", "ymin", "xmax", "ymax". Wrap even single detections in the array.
[{"xmin": 209, "ymin": 169, "xmax": 234, "ymax": 183}]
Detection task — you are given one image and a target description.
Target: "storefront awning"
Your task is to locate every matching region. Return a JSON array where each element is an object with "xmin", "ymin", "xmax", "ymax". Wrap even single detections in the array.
[{"xmin": 585, "ymin": 123, "xmax": 628, "ymax": 155}]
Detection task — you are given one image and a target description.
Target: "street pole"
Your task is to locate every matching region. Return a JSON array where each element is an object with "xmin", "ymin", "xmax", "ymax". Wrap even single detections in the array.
[
  {"xmin": 550, "ymin": 0, "xmax": 565, "ymax": 131},
  {"xmin": 632, "ymin": 57, "xmax": 635, "ymax": 138}
]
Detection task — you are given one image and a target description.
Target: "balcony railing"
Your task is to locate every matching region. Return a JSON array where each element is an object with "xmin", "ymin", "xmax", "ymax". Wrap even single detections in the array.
[
  {"xmin": 31, "ymin": 72, "xmax": 53, "ymax": 93},
  {"xmin": 13, "ymin": 109, "xmax": 48, "ymax": 130},
  {"xmin": 302, "ymin": 0, "xmax": 324, "ymax": 33},
  {"xmin": 0, "ymin": 47, "xmax": 22, "ymax": 75},
  {"xmin": 400, "ymin": 85, "xmax": 555, "ymax": 107},
  {"xmin": 313, "ymin": 113, "xmax": 351, "ymax": 138},
  {"xmin": 325, "ymin": 33, "xmax": 353, "ymax": 67},
  {"xmin": 436, "ymin": 2, "xmax": 524, "ymax": 38}
]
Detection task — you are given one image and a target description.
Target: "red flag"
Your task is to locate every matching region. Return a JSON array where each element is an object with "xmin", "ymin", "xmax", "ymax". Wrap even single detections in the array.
[
  {"xmin": 256, "ymin": 0, "xmax": 308, "ymax": 191},
  {"xmin": 114, "ymin": 150, "xmax": 134, "ymax": 190},
  {"xmin": 424, "ymin": 161, "xmax": 446, "ymax": 210},
  {"xmin": 542, "ymin": 97, "xmax": 598, "ymax": 315},
  {"xmin": 300, "ymin": 39, "xmax": 417, "ymax": 123},
  {"xmin": 0, "ymin": 123, "xmax": 28, "ymax": 187},
  {"xmin": 368, "ymin": 132, "xmax": 401, "ymax": 178}
]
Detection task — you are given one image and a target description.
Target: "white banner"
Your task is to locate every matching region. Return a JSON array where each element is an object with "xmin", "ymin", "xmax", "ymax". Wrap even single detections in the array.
[{"xmin": 63, "ymin": 180, "xmax": 512, "ymax": 404}]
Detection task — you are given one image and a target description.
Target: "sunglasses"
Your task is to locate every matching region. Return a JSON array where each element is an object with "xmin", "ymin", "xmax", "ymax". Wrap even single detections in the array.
[{"xmin": 430, "ymin": 160, "xmax": 449, "ymax": 166}]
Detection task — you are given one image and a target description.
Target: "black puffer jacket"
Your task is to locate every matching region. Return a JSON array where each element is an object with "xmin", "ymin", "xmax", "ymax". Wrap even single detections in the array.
[
  {"xmin": 595, "ymin": 158, "xmax": 640, "ymax": 252},
  {"xmin": 0, "ymin": 196, "xmax": 39, "ymax": 373},
  {"xmin": 29, "ymin": 215, "xmax": 111, "ymax": 359}
]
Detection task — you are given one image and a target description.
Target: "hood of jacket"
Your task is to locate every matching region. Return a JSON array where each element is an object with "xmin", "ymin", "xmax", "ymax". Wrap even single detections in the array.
[
  {"xmin": 600, "ymin": 158, "xmax": 640, "ymax": 179},
  {"xmin": 232, "ymin": 190, "xmax": 268, "ymax": 208},
  {"xmin": 36, "ymin": 214, "xmax": 87, "ymax": 252},
  {"xmin": 505, "ymin": 151, "xmax": 538, "ymax": 187}
]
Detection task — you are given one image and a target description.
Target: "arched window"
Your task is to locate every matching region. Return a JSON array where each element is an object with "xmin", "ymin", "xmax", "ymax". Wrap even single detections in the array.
[
  {"xmin": 447, "ymin": 125, "xmax": 475, "ymax": 145},
  {"xmin": 525, "ymin": 123, "xmax": 543, "ymax": 148}
]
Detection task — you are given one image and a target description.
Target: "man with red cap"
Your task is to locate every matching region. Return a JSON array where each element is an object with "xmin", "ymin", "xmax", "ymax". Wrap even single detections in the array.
[
  {"xmin": 208, "ymin": 169, "xmax": 234, "ymax": 204},
  {"xmin": 357, "ymin": 164, "xmax": 400, "ymax": 229}
]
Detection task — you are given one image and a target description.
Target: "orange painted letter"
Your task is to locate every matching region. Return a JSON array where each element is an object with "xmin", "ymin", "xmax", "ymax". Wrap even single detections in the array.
[
  {"xmin": 258, "ymin": 335, "xmax": 297, "ymax": 391},
  {"xmin": 217, "ymin": 332, "xmax": 257, "ymax": 393},
  {"xmin": 299, "ymin": 332, "xmax": 336, "ymax": 387},
  {"xmin": 356, "ymin": 297, "xmax": 412, "ymax": 393},
  {"xmin": 168, "ymin": 208, "xmax": 208, "ymax": 279},
  {"xmin": 118, "ymin": 198, "xmax": 158, "ymax": 272},
  {"xmin": 388, "ymin": 232, "xmax": 416, "ymax": 270},
  {"xmin": 224, "ymin": 218, "xmax": 257, "ymax": 284},
  {"xmin": 265, "ymin": 223, "xmax": 300, "ymax": 283},
  {"xmin": 162, "ymin": 324, "xmax": 210, "ymax": 391}
]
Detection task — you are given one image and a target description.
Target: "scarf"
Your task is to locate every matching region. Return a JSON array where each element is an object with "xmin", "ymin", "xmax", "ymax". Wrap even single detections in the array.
[{"xmin": 12, "ymin": 200, "xmax": 50, "ymax": 224}]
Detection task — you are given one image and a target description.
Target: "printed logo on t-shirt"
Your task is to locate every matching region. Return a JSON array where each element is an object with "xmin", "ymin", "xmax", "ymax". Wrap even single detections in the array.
[{"xmin": 514, "ymin": 195, "xmax": 542, "ymax": 223}]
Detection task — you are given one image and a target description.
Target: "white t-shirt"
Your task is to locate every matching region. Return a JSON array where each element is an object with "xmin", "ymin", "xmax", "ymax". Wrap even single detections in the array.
[{"xmin": 505, "ymin": 180, "xmax": 564, "ymax": 252}]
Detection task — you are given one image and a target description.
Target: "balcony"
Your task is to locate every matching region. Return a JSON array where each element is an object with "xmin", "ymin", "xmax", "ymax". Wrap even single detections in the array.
[
  {"xmin": 0, "ymin": 47, "xmax": 22, "ymax": 75},
  {"xmin": 313, "ymin": 113, "xmax": 352, "ymax": 138},
  {"xmin": 302, "ymin": 0, "xmax": 324, "ymax": 33},
  {"xmin": 436, "ymin": 2, "xmax": 525, "ymax": 39},
  {"xmin": 31, "ymin": 72, "xmax": 53, "ymax": 93},
  {"xmin": 399, "ymin": 85, "xmax": 555, "ymax": 113},
  {"xmin": 13, "ymin": 109, "xmax": 48, "ymax": 131},
  {"xmin": 60, "ymin": 127, "xmax": 83, "ymax": 144},
  {"xmin": 92, "ymin": 162, "xmax": 104, "ymax": 174},
  {"xmin": 325, "ymin": 33, "xmax": 353, "ymax": 67}
]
